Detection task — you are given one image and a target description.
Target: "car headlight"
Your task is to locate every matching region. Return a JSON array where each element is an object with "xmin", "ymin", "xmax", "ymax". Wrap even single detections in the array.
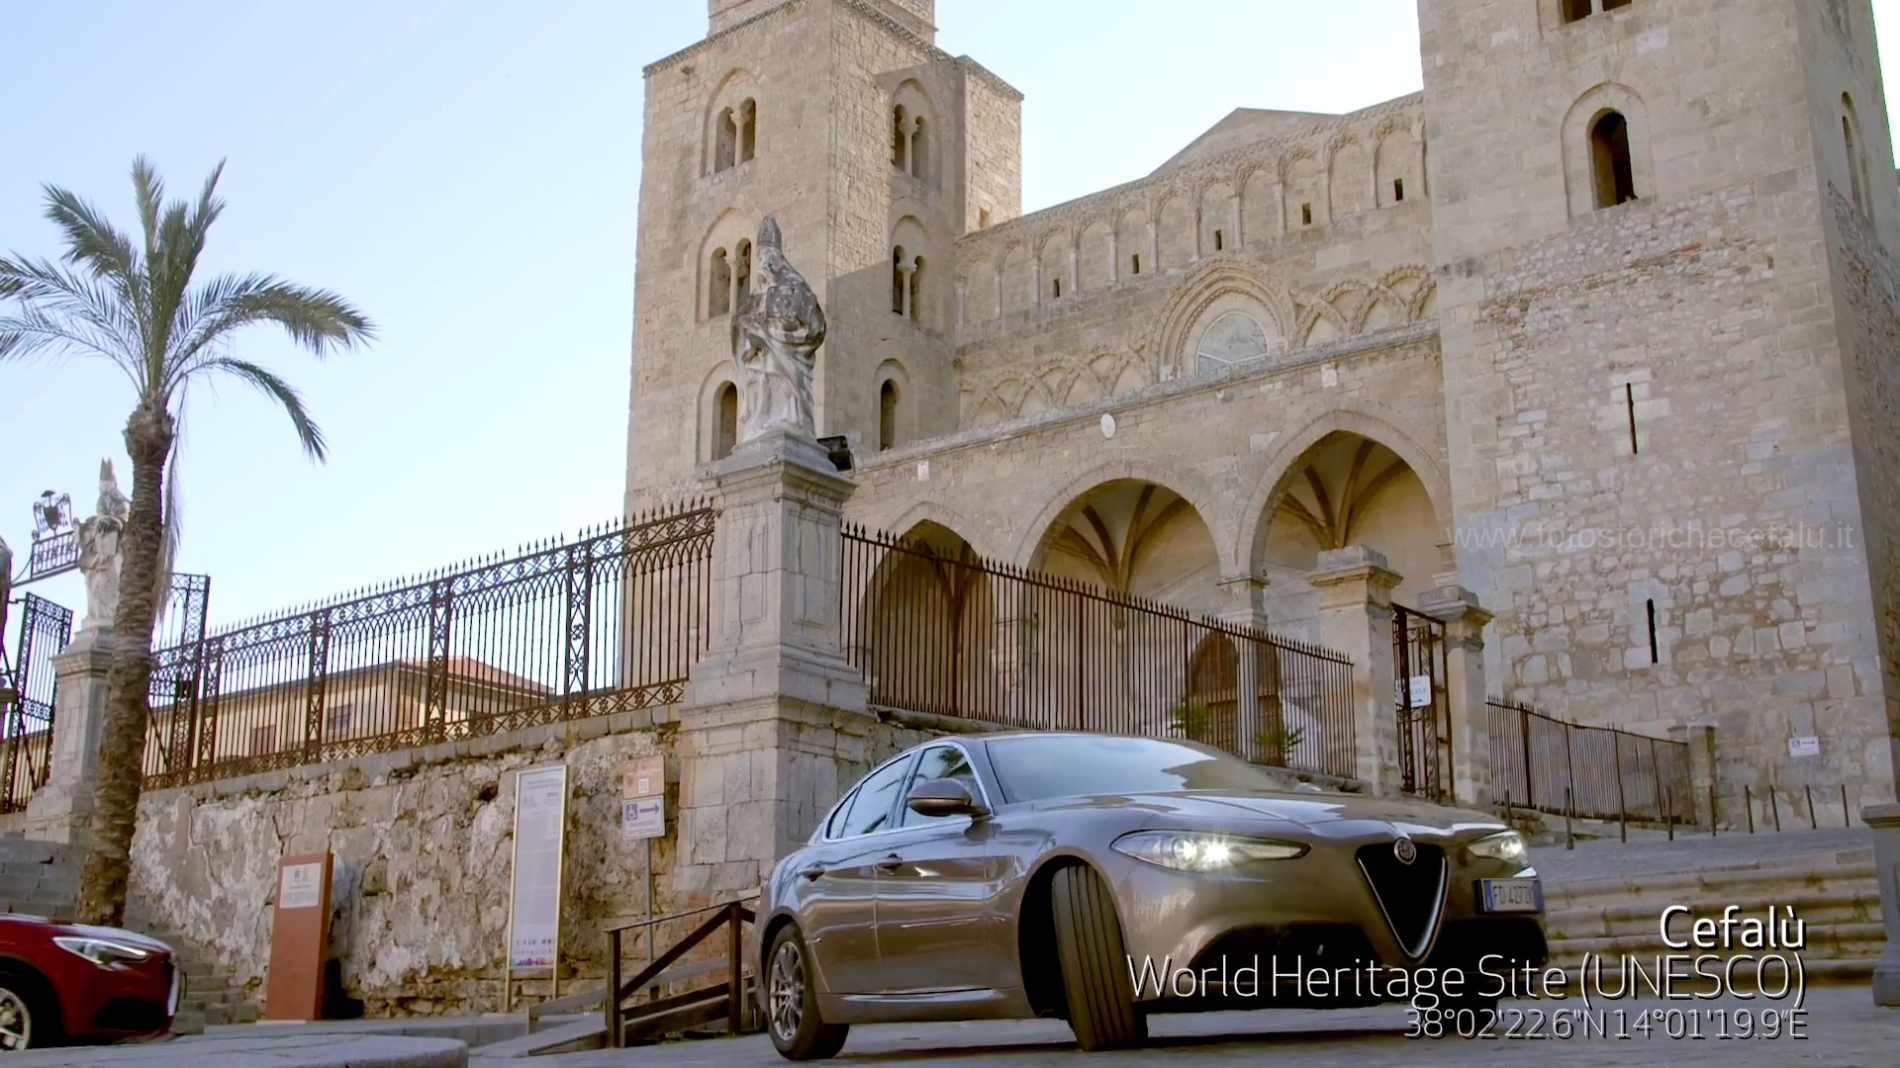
[
  {"xmin": 1111, "ymin": 831, "xmax": 1307, "ymax": 871},
  {"xmin": 1467, "ymin": 831, "xmax": 1528, "ymax": 865},
  {"xmin": 53, "ymin": 935, "xmax": 153, "ymax": 967}
]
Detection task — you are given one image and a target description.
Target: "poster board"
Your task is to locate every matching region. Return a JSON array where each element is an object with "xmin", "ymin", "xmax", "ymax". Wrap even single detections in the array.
[
  {"xmin": 622, "ymin": 756, "xmax": 665, "ymax": 841},
  {"xmin": 507, "ymin": 764, "xmax": 568, "ymax": 976},
  {"xmin": 264, "ymin": 852, "xmax": 334, "ymax": 1021}
]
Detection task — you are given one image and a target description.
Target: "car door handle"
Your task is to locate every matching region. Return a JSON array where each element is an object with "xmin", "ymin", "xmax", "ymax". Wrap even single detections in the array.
[
  {"xmin": 798, "ymin": 864, "xmax": 827, "ymax": 881},
  {"xmin": 875, "ymin": 854, "xmax": 904, "ymax": 872}
]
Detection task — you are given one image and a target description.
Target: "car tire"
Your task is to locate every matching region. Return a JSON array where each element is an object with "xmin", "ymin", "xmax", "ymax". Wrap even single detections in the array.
[
  {"xmin": 0, "ymin": 972, "xmax": 55, "ymax": 1051},
  {"xmin": 763, "ymin": 924, "xmax": 848, "ymax": 1061},
  {"xmin": 1050, "ymin": 864, "xmax": 1146, "ymax": 1051}
]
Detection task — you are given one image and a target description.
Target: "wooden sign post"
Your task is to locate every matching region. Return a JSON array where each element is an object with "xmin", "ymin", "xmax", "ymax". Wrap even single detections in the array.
[{"xmin": 264, "ymin": 851, "xmax": 334, "ymax": 1021}]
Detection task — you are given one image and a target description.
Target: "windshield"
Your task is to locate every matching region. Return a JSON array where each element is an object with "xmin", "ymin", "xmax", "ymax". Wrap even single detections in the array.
[{"xmin": 986, "ymin": 735, "xmax": 1284, "ymax": 803}]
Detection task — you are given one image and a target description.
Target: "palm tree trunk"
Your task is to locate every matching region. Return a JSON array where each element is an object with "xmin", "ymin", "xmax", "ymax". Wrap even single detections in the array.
[{"xmin": 74, "ymin": 401, "xmax": 173, "ymax": 926}]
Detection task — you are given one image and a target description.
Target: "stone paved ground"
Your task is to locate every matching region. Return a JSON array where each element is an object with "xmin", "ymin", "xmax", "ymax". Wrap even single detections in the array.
[{"xmin": 485, "ymin": 988, "xmax": 1891, "ymax": 1068}]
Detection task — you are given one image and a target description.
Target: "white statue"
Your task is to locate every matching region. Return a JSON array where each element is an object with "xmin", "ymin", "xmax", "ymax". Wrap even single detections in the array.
[
  {"xmin": 730, "ymin": 217, "xmax": 826, "ymax": 442},
  {"xmin": 75, "ymin": 460, "xmax": 127, "ymax": 631}
]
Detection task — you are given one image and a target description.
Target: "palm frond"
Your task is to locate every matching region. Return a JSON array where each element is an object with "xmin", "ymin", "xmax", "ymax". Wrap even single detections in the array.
[
  {"xmin": 131, "ymin": 156, "xmax": 165, "ymax": 265},
  {"xmin": 0, "ymin": 256, "xmax": 146, "ymax": 379},
  {"xmin": 165, "ymin": 274, "xmax": 375, "ymax": 393},
  {"xmin": 42, "ymin": 185, "xmax": 138, "ymax": 284},
  {"xmin": 195, "ymin": 357, "xmax": 328, "ymax": 461}
]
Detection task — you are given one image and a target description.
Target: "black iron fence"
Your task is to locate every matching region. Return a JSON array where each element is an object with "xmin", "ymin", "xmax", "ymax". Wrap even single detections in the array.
[
  {"xmin": 143, "ymin": 504, "xmax": 716, "ymax": 789},
  {"xmin": 840, "ymin": 525, "xmax": 1358, "ymax": 780},
  {"xmin": 1487, "ymin": 697, "xmax": 1695, "ymax": 825},
  {"xmin": 2, "ymin": 594, "xmax": 72, "ymax": 812}
]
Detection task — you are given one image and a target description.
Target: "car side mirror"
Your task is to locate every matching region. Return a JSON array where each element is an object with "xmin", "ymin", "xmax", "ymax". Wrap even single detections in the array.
[{"xmin": 906, "ymin": 778, "xmax": 989, "ymax": 819}]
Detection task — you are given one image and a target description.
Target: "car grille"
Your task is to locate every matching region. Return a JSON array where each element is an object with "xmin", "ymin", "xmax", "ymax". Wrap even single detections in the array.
[{"xmin": 1356, "ymin": 842, "xmax": 1447, "ymax": 959}]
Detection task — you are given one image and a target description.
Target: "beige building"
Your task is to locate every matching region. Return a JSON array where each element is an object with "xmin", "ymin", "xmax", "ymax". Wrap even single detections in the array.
[{"xmin": 623, "ymin": 0, "xmax": 1900, "ymax": 806}]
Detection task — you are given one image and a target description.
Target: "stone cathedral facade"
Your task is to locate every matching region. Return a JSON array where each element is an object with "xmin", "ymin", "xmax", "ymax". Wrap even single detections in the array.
[{"xmin": 624, "ymin": 0, "xmax": 1900, "ymax": 806}]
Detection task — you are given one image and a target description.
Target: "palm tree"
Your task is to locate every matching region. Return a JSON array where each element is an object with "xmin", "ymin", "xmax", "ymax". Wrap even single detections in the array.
[{"xmin": 0, "ymin": 158, "xmax": 373, "ymax": 924}]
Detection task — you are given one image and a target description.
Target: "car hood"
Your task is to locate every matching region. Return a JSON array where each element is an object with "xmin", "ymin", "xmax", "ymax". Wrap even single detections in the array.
[{"xmin": 1039, "ymin": 790, "xmax": 1506, "ymax": 835}]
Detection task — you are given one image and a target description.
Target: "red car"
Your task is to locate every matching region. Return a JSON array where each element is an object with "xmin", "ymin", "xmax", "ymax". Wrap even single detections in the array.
[{"xmin": 0, "ymin": 915, "xmax": 180, "ymax": 1049}]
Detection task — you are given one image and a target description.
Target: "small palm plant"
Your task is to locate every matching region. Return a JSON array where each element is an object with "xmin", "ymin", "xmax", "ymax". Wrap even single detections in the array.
[{"xmin": 0, "ymin": 158, "xmax": 374, "ymax": 924}]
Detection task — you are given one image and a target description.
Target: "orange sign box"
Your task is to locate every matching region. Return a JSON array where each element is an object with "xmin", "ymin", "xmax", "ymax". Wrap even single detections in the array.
[{"xmin": 264, "ymin": 852, "xmax": 334, "ymax": 1021}]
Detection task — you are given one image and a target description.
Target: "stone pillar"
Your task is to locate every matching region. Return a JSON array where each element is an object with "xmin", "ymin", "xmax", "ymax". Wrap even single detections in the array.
[
  {"xmin": 674, "ymin": 430, "xmax": 870, "ymax": 910},
  {"xmin": 1215, "ymin": 576, "xmax": 1270, "ymax": 763},
  {"xmin": 1308, "ymin": 547, "xmax": 1401, "ymax": 795},
  {"xmin": 1863, "ymin": 803, "xmax": 1900, "ymax": 1006},
  {"xmin": 1416, "ymin": 584, "xmax": 1493, "ymax": 808},
  {"xmin": 1670, "ymin": 724, "xmax": 1718, "ymax": 827},
  {"xmin": 22, "ymin": 628, "xmax": 114, "ymax": 847}
]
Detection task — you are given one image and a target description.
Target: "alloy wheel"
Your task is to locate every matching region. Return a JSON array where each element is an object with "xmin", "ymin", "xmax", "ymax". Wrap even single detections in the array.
[
  {"xmin": 768, "ymin": 938, "xmax": 805, "ymax": 1043},
  {"xmin": 0, "ymin": 988, "xmax": 31, "ymax": 1051}
]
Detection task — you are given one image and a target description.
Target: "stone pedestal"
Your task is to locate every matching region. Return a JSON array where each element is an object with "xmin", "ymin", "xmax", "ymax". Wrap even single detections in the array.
[
  {"xmin": 1863, "ymin": 802, "xmax": 1900, "ymax": 1006},
  {"xmin": 22, "ymin": 627, "xmax": 114, "ymax": 847},
  {"xmin": 1416, "ymin": 584, "xmax": 1492, "ymax": 808},
  {"xmin": 1307, "ymin": 547, "xmax": 1401, "ymax": 795},
  {"xmin": 674, "ymin": 430, "xmax": 870, "ymax": 909}
]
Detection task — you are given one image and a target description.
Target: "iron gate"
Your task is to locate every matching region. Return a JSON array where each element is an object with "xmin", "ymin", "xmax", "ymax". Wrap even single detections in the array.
[
  {"xmin": 3, "ymin": 594, "xmax": 74, "ymax": 812},
  {"xmin": 147, "ymin": 573, "xmax": 212, "ymax": 778},
  {"xmin": 1393, "ymin": 604, "xmax": 1449, "ymax": 801}
]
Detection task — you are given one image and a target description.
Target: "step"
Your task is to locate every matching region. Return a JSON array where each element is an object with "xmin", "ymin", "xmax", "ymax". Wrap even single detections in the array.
[
  {"xmin": 1543, "ymin": 956, "xmax": 1878, "ymax": 987},
  {"xmin": 1546, "ymin": 863, "xmax": 1877, "ymax": 910},
  {"xmin": 1548, "ymin": 891, "xmax": 1884, "ymax": 938},
  {"xmin": 1549, "ymin": 922, "xmax": 1888, "ymax": 962},
  {"xmin": 474, "ymin": 1017, "xmax": 607, "ymax": 1059}
]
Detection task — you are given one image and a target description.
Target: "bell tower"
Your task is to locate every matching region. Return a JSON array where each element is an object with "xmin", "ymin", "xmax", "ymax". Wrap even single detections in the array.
[{"xmin": 624, "ymin": 0, "xmax": 1021, "ymax": 510}]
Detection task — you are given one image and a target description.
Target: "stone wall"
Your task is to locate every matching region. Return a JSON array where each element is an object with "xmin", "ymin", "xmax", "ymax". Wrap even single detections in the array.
[{"xmin": 125, "ymin": 706, "xmax": 945, "ymax": 1016}]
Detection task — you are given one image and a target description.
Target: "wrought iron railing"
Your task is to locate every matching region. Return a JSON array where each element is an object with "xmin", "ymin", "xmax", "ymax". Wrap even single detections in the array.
[
  {"xmin": 143, "ymin": 504, "xmax": 716, "ymax": 788},
  {"xmin": 1487, "ymin": 697, "xmax": 1695, "ymax": 825},
  {"xmin": 2, "ymin": 594, "xmax": 72, "ymax": 812},
  {"xmin": 840, "ymin": 525, "xmax": 1357, "ymax": 779}
]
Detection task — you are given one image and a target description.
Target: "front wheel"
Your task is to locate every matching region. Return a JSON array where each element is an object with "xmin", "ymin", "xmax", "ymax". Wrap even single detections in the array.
[
  {"xmin": 0, "ymin": 976, "xmax": 50, "ymax": 1051},
  {"xmin": 764, "ymin": 925, "xmax": 848, "ymax": 1061},
  {"xmin": 1050, "ymin": 865, "xmax": 1147, "ymax": 1051}
]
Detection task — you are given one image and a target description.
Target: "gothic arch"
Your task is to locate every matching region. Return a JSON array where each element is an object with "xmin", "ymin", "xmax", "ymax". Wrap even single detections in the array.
[
  {"xmin": 1560, "ymin": 82, "xmax": 1655, "ymax": 218},
  {"xmin": 696, "ymin": 208, "xmax": 756, "ymax": 320},
  {"xmin": 1150, "ymin": 256, "xmax": 1298, "ymax": 377},
  {"xmin": 1234, "ymin": 402, "xmax": 1452, "ymax": 575},
  {"xmin": 703, "ymin": 67, "xmax": 760, "ymax": 175},
  {"xmin": 1010, "ymin": 456, "xmax": 1236, "ymax": 576}
]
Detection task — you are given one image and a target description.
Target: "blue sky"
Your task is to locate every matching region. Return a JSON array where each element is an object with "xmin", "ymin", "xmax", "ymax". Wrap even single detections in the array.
[{"xmin": 4, "ymin": 1, "xmax": 1899, "ymax": 631}]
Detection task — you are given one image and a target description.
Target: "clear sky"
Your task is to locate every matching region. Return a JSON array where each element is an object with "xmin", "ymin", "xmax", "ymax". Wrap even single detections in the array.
[{"xmin": 4, "ymin": 1, "xmax": 1900, "ymax": 632}]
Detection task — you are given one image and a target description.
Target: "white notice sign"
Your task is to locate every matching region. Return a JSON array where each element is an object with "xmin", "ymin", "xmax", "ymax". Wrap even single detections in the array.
[
  {"xmin": 1788, "ymin": 735, "xmax": 1821, "ymax": 758},
  {"xmin": 279, "ymin": 862, "xmax": 323, "ymax": 910},
  {"xmin": 508, "ymin": 765, "xmax": 568, "ymax": 971},
  {"xmin": 1409, "ymin": 675, "xmax": 1432, "ymax": 709},
  {"xmin": 623, "ymin": 796, "xmax": 665, "ymax": 841}
]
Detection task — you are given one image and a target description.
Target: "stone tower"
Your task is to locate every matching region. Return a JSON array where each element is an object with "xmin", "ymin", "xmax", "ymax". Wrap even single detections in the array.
[
  {"xmin": 624, "ymin": 0, "xmax": 1022, "ymax": 508},
  {"xmin": 1421, "ymin": 0, "xmax": 1900, "ymax": 800}
]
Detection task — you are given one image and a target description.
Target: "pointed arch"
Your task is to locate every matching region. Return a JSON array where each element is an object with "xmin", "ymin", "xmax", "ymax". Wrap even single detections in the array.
[{"xmin": 1150, "ymin": 256, "xmax": 1298, "ymax": 378}]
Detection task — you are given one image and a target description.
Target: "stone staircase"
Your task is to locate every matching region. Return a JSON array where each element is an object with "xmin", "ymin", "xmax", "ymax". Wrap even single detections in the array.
[
  {"xmin": 0, "ymin": 835, "xmax": 259, "ymax": 1028},
  {"xmin": 1534, "ymin": 829, "xmax": 1886, "ymax": 984}
]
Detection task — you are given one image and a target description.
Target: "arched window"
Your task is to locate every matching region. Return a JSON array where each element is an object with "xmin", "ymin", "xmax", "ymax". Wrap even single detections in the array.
[
  {"xmin": 709, "ymin": 248, "xmax": 732, "ymax": 317},
  {"xmin": 715, "ymin": 108, "xmax": 737, "ymax": 173},
  {"xmin": 893, "ymin": 105, "xmax": 909, "ymax": 171},
  {"xmin": 891, "ymin": 245, "xmax": 907, "ymax": 314},
  {"xmin": 910, "ymin": 116, "xmax": 927, "ymax": 180},
  {"xmin": 879, "ymin": 379, "xmax": 899, "ymax": 450},
  {"xmin": 1589, "ymin": 110, "xmax": 1636, "ymax": 208},
  {"xmin": 738, "ymin": 99, "xmax": 756, "ymax": 164},
  {"xmin": 735, "ymin": 239, "xmax": 753, "ymax": 307},
  {"xmin": 1196, "ymin": 311, "xmax": 1272, "ymax": 375},
  {"xmin": 1843, "ymin": 93, "xmax": 1871, "ymax": 214},
  {"xmin": 1561, "ymin": 0, "xmax": 1592, "ymax": 22},
  {"xmin": 715, "ymin": 382, "xmax": 739, "ymax": 460},
  {"xmin": 909, "ymin": 256, "xmax": 924, "ymax": 323}
]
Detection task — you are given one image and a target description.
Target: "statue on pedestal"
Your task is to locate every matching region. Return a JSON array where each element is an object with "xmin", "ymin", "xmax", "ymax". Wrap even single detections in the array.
[
  {"xmin": 75, "ymin": 460, "xmax": 128, "ymax": 632},
  {"xmin": 730, "ymin": 217, "xmax": 826, "ymax": 443}
]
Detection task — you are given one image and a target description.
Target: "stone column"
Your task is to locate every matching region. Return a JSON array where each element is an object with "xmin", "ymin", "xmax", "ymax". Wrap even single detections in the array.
[
  {"xmin": 1308, "ymin": 547, "xmax": 1401, "ymax": 795},
  {"xmin": 1863, "ymin": 803, "xmax": 1900, "ymax": 1006},
  {"xmin": 674, "ymin": 430, "xmax": 870, "ymax": 910},
  {"xmin": 1215, "ymin": 576, "xmax": 1270, "ymax": 763},
  {"xmin": 1417, "ymin": 584, "xmax": 1493, "ymax": 808},
  {"xmin": 22, "ymin": 627, "xmax": 114, "ymax": 847}
]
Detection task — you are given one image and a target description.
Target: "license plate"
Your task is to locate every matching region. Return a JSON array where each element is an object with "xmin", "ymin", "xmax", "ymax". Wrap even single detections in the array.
[{"xmin": 1479, "ymin": 878, "xmax": 1543, "ymax": 913}]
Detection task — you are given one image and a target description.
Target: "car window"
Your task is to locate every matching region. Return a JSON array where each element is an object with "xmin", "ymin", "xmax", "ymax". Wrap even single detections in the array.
[
  {"xmin": 824, "ymin": 787, "xmax": 860, "ymax": 840},
  {"xmin": 986, "ymin": 735, "xmax": 1285, "ymax": 804},
  {"xmin": 898, "ymin": 745, "xmax": 983, "ymax": 827},
  {"xmin": 833, "ymin": 756, "xmax": 913, "ymax": 838}
]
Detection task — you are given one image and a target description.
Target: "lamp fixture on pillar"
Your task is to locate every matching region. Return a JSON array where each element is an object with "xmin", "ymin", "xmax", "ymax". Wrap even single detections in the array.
[{"xmin": 817, "ymin": 435, "xmax": 853, "ymax": 472}]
